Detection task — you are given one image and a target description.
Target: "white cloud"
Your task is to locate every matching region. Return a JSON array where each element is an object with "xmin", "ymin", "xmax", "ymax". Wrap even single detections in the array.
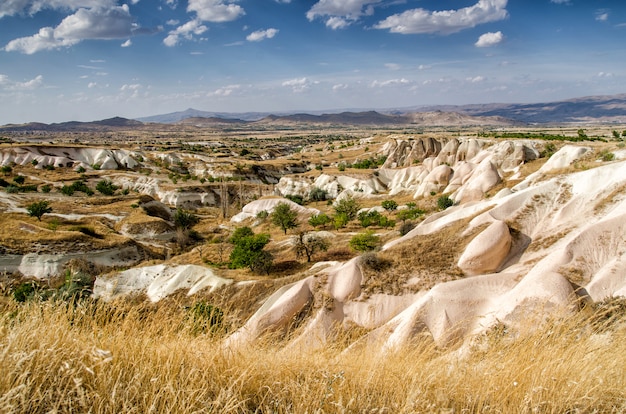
[
  {"xmin": 121, "ymin": 39, "xmax": 132, "ymax": 47},
  {"xmin": 88, "ymin": 82, "xmax": 97, "ymax": 88},
  {"xmin": 0, "ymin": 74, "xmax": 44, "ymax": 90},
  {"xmin": 163, "ymin": 18, "xmax": 208, "ymax": 47},
  {"xmin": 332, "ymin": 83, "xmax": 348, "ymax": 91},
  {"xmin": 466, "ymin": 76, "xmax": 485, "ymax": 83},
  {"xmin": 375, "ymin": 0, "xmax": 508, "ymax": 35},
  {"xmin": 475, "ymin": 31, "xmax": 503, "ymax": 47},
  {"xmin": 307, "ymin": 0, "xmax": 381, "ymax": 29},
  {"xmin": 385, "ymin": 63, "xmax": 401, "ymax": 71},
  {"xmin": 4, "ymin": 5, "xmax": 136, "ymax": 54},
  {"xmin": 246, "ymin": 28, "xmax": 278, "ymax": 42},
  {"xmin": 188, "ymin": 0, "xmax": 245, "ymax": 23},
  {"xmin": 595, "ymin": 10, "xmax": 609, "ymax": 22},
  {"xmin": 208, "ymin": 84, "xmax": 241, "ymax": 97},
  {"xmin": 418, "ymin": 64, "xmax": 432, "ymax": 70},
  {"xmin": 282, "ymin": 77, "xmax": 315, "ymax": 93},
  {"xmin": 371, "ymin": 78, "xmax": 410, "ymax": 87},
  {"xmin": 597, "ymin": 72, "xmax": 613, "ymax": 78},
  {"xmin": 0, "ymin": 0, "xmax": 116, "ymax": 19},
  {"xmin": 550, "ymin": 0, "xmax": 570, "ymax": 4}
]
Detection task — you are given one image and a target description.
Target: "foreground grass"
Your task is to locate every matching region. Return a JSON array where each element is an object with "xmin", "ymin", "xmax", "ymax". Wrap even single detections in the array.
[{"xmin": 1, "ymin": 298, "xmax": 625, "ymax": 413}]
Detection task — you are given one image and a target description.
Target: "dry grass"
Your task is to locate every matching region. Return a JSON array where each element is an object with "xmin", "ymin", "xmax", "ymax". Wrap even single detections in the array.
[
  {"xmin": 360, "ymin": 218, "xmax": 486, "ymax": 296},
  {"xmin": 0, "ymin": 297, "xmax": 624, "ymax": 413}
]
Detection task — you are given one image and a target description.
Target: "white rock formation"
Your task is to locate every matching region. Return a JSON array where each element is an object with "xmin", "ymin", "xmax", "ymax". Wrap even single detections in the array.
[
  {"xmin": 231, "ymin": 198, "xmax": 320, "ymax": 223},
  {"xmin": 93, "ymin": 264, "xmax": 232, "ymax": 302}
]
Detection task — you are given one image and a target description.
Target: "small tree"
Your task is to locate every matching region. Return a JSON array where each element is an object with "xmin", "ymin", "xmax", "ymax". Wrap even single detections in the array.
[
  {"xmin": 333, "ymin": 194, "xmax": 360, "ymax": 221},
  {"xmin": 27, "ymin": 200, "xmax": 52, "ymax": 221},
  {"xmin": 308, "ymin": 212, "xmax": 331, "ymax": 229},
  {"xmin": 271, "ymin": 202, "xmax": 299, "ymax": 235},
  {"xmin": 293, "ymin": 231, "xmax": 330, "ymax": 262},
  {"xmin": 349, "ymin": 231, "xmax": 381, "ymax": 252},
  {"xmin": 229, "ymin": 231, "xmax": 272, "ymax": 274},
  {"xmin": 1, "ymin": 165, "xmax": 12, "ymax": 176}
]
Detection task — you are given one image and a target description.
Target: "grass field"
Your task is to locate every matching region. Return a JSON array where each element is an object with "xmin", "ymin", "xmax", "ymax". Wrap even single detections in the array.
[{"xmin": 1, "ymin": 297, "xmax": 624, "ymax": 413}]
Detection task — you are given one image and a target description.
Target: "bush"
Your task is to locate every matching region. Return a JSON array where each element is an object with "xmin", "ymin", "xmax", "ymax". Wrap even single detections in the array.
[
  {"xmin": 13, "ymin": 175, "xmax": 25, "ymax": 185},
  {"xmin": 437, "ymin": 195, "xmax": 454, "ymax": 210},
  {"xmin": 188, "ymin": 301, "xmax": 224, "ymax": 334},
  {"xmin": 359, "ymin": 251, "xmax": 391, "ymax": 272},
  {"xmin": 309, "ymin": 187, "xmax": 328, "ymax": 202},
  {"xmin": 399, "ymin": 221, "xmax": 416, "ymax": 236},
  {"xmin": 96, "ymin": 179, "xmax": 118, "ymax": 196},
  {"xmin": 381, "ymin": 200, "xmax": 398, "ymax": 211},
  {"xmin": 598, "ymin": 150, "xmax": 615, "ymax": 162},
  {"xmin": 41, "ymin": 184, "xmax": 52, "ymax": 193},
  {"xmin": 13, "ymin": 281, "xmax": 38, "ymax": 302},
  {"xmin": 349, "ymin": 231, "xmax": 381, "ymax": 252},
  {"xmin": 256, "ymin": 210, "xmax": 269, "ymax": 220},
  {"xmin": 26, "ymin": 200, "xmax": 52, "ymax": 221},
  {"xmin": 284, "ymin": 194, "xmax": 304, "ymax": 205},
  {"xmin": 173, "ymin": 208, "xmax": 199, "ymax": 230}
]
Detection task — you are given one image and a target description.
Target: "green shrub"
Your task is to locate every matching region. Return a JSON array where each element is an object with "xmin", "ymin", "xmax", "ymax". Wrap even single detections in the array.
[
  {"xmin": 96, "ymin": 179, "xmax": 118, "ymax": 196},
  {"xmin": 349, "ymin": 231, "xmax": 381, "ymax": 252},
  {"xmin": 333, "ymin": 195, "xmax": 360, "ymax": 221},
  {"xmin": 41, "ymin": 184, "xmax": 52, "ymax": 193},
  {"xmin": 173, "ymin": 208, "xmax": 199, "ymax": 230},
  {"xmin": 285, "ymin": 194, "xmax": 304, "ymax": 205},
  {"xmin": 13, "ymin": 175, "xmax": 25, "ymax": 185},
  {"xmin": 598, "ymin": 150, "xmax": 615, "ymax": 162},
  {"xmin": 229, "ymin": 231, "xmax": 272, "ymax": 273},
  {"xmin": 188, "ymin": 301, "xmax": 224, "ymax": 334},
  {"xmin": 309, "ymin": 187, "xmax": 328, "ymax": 202},
  {"xmin": 381, "ymin": 200, "xmax": 398, "ymax": 211},
  {"xmin": 13, "ymin": 281, "xmax": 38, "ymax": 302},
  {"xmin": 437, "ymin": 195, "xmax": 454, "ymax": 210}
]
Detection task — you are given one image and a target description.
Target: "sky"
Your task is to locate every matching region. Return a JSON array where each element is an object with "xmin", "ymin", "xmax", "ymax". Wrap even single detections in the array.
[{"xmin": 0, "ymin": 0, "xmax": 625, "ymax": 124}]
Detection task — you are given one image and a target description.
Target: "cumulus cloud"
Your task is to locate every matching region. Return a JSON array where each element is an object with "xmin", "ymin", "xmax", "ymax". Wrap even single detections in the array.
[
  {"xmin": 0, "ymin": 74, "xmax": 44, "ymax": 90},
  {"xmin": 375, "ymin": 0, "xmax": 508, "ymax": 35},
  {"xmin": 307, "ymin": 0, "xmax": 380, "ymax": 29},
  {"xmin": 475, "ymin": 31, "xmax": 503, "ymax": 47},
  {"xmin": 163, "ymin": 18, "xmax": 208, "ymax": 46},
  {"xmin": 466, "ymin": 76, "xmax": 485, "ymax": 83},
  {"xmin": 121, "ymin": 39, "xmax": 132, "ymax": 47},
  {"xmin": 4, "ymin": 5, "xmax": 137, "ymax": 54},
  {"xmin": 550, "ymin": 0, "xmax": 570, "ymax": 4},
  {"xmin": 282, "ymin": 77, "xmax": 315, "ymax": 93},
  {"xmin": 188, "ymin": 0, "xmax": 245, "ymax": 23},
  {"xmin": 385, "ymin": 63, "xmax": 401, "ymax": 70},
  {"xmin": 246, "ymin": 28, "xmax": 278, "ymax": 42},
  {"xmin": 0, "ymin": 0, "xmax": 116, "ymax": 19}
]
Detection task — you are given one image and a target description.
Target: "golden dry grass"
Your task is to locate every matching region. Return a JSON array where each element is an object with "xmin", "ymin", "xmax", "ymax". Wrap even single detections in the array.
[{"xmin": 0, "ymin": 297, "xmax": 625, "ymax": 413}]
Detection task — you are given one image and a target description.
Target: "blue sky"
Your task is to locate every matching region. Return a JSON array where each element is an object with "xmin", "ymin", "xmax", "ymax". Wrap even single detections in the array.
[{"xmin": 0, "ymin": 0, "xmax": 624, "ymax": 124}]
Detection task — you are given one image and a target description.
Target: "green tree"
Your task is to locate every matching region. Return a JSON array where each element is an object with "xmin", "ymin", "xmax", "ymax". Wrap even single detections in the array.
[
  {"xmin": 333, "ymin": 194, "xmax": 361, "ymax": 221},
  {"xmin": 13, "ymin": 175, "xmax": 25, "ymax": 185},
  {"xmin": 349, "ymin": 231, "xmax": 381, "ymax": 252},
  {"xmin": 577, "ymin": 129, "xmax": 588, "ymax": 140},
  {"xmin": 96, "ymin": 179, "xmax": 118, "ymax": 196},
  {"xmin": 293, "ymin": 231, "xmax": 330, "ymax": 262},
  {"xmin": 308, "ymin": 212, "xmax": 331, "ymax": 229},
  {"xmin": 271, "ymin": 202, "xmax": 299, "ymax": 235},
  {"xmin": 27, "ymin": 200, "xmax": 52, "ymax": 221},
  {"xmin": 1, "ymin": 165, "xmax": 12, "ymax": 176},
  {"xmin": 229, "ymin": 231, "xmax": 272, "ymax": 274}
]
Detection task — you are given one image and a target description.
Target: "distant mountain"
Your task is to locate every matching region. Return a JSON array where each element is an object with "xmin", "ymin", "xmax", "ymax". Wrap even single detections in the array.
[
  {"xmin": 0, "ymin": 117, "xmax": 143, "ymax": 132},
  {"xmin": 137, "ymin": 108, "xmax": 273, "ymax": 123},
  {"xmin": 411, "ymin": 93, "xmax": 626, "ymax": 124}
]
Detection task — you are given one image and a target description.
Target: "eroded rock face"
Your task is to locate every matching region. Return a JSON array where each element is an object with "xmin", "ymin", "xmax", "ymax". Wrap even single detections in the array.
[
  {"xmin": 458, "ymin": 220, "xmax": 512, "ymax": 276},
  {"xmin": 0, "ymin": 146, "xmax": 141, "ymax": 170},
  {"xmin": 225, "ymin": 156, "xmax": 626, "ymax": 352}
]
